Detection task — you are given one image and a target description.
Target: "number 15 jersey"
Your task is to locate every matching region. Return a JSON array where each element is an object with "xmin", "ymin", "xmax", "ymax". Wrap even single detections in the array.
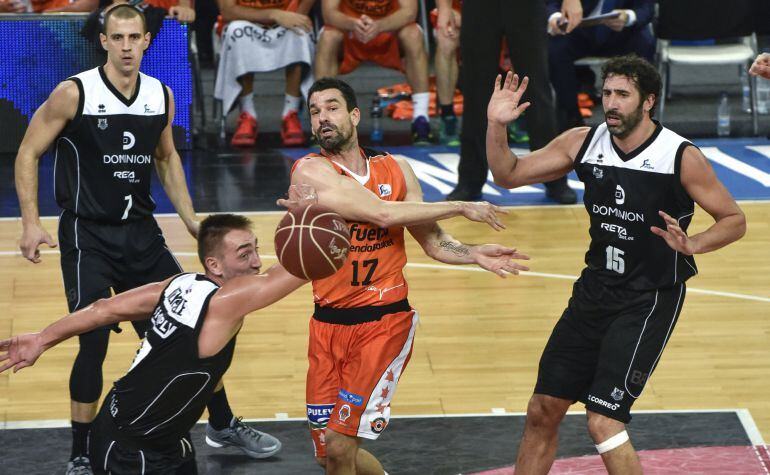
[{"xmin": 575, "ymin": 121, "xmax": 698, "ymax": 291}]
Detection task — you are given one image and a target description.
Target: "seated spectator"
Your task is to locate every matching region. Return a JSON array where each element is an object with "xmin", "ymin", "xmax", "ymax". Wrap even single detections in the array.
[
  {"xmin": 315, "ymin": 0, "xmax": 432, "ymax": 145},
  {"xmin": 215, "ymin": 0, "xmax": 314, "ymax": 147},
  {"xmin": 0, "ymin": 0, "xmax": 26, "ymax": 12},
  {"xmin": 433, "ymin": 0, "xmax": 460, "ymax": 145},
  {"xmin": 547, "ymin": 0, "xmax": 654, "ymax": 129}
]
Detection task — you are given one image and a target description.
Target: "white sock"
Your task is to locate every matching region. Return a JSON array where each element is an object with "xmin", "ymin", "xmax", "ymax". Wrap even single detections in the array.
[
  {"xmin": 239, "ymin": 93, "xmax": 257, "ymax": 118},
  {"xmin": 282, "ymin": 94, "xmax": 301, "ymax": 118},
  {"xmin": 412, "ymin": 92, "xmax": 430, "ymax": 120}
]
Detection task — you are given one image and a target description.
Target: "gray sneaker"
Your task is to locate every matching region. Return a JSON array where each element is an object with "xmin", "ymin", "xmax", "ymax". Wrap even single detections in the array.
[
  {"xmin": 205, "ymin": 417, "xmax": 282, "ymax": 459},
  {"xmin": 65, "ymin": 456, "xmax": 93, "ymax": 475}
]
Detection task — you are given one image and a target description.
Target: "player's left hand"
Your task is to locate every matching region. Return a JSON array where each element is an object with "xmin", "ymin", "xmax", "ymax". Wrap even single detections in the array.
[
  {"xmin": 650, "ymin": 210, "xmax": 697, "ymax": 255},
  {"xmin": 0, "ymin": 333, "xmax": 44, "ymax": 373},
  {"xmin": 471, "ymin": 244, "xmax": 530, "ymax": 278},
  {"xmin": 603, "ymin": 9, "xmax": 628, "ymax": 32},
  {"xmin": 487, "ymin": 71, "xmax": 531, "ymax": 126},
  {"xmin": 169, "ymin": 5, "xmax": 196, "ymax": 23},
  {"xmin": 277, "ymin": 184, "xmax": 319, "ymax": 209}
]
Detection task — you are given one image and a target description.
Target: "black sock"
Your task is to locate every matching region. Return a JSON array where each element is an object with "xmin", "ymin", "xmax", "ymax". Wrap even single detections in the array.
[
  {"xmin": 440, "ymin": 104, "xmax": 455, "ymax": 118},
  {"xmin": 70, "ymin": 420, "xmax": 91, "ymax": 459},
  {"xmin": 207, "ymin": 388, "xmax": 235, "ymax": 430}
]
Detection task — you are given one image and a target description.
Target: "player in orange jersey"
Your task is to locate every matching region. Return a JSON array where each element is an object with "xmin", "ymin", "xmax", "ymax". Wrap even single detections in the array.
[
  {"xmin": 314, "ymin": 0, "xmax": 433, "ymax": 145},
  {"xmin": 279, "ymin": 77, "xmax": 530, "ymax": 475}
]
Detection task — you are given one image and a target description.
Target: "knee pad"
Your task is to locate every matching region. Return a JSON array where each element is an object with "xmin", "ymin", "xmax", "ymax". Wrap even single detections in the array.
[
  {"xmin": 595, "ymin": 430, "xmax": 629, "ymax": 454},
  {"xmin": 69, "ymin": 328, "xmax": 111, "ymax": 402}
]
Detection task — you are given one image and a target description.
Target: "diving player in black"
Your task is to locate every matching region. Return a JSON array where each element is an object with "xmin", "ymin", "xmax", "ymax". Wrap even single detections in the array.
[
  {"xmin": 13, "ymin": 5, "xmax": 279, "ymax": 474},
  {"xmin": 485, "ymin": 55, "xmax": 746, "ymax": 474},
  {"xmin": 0, "ymin": 214, "xmax": 308, "ymax": 474}
]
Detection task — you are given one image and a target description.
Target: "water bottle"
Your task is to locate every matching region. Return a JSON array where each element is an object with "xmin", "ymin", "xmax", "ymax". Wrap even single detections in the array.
[
  {"xmin": 740, "ymin": 67, "xmax": 752, "ymax": 113},
  {"xmin": 717, "ymin": 92, "xmax": 730, "ymax": 137},
  {"xmin": 757, "ymin": 77, "xmax": 770, "ymax": 115},
  {"xmin": 370, "ymin": 98, "xmax": 383, "ymax": 143}
]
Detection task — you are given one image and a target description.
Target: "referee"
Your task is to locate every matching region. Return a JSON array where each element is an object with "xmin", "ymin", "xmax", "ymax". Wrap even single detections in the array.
[{"xmin": 14, "ymin": 5, "xmax": 279, "ymax": 474}]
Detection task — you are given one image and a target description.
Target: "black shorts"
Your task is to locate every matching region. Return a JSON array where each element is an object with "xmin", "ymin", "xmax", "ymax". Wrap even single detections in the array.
[
  {"xmin": 534, "ymin": 269, "xmax": 687, "ymax": 423},
  {"xmin": 58, "ymin": 211, "xmax": 183, "ymax": 313},
  {"xmin": 89, "ymin": 405, "xmax": 197, "ymax": 475}
]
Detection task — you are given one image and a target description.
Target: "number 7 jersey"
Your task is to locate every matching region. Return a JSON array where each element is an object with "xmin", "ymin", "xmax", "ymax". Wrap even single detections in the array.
[
  {"xmin": 575, "ymin": 122, "xmax": 698, "ymax": 291},
  {"xmin": 292, "ymin": 148, "xmax": 409, "ymax": 308}
]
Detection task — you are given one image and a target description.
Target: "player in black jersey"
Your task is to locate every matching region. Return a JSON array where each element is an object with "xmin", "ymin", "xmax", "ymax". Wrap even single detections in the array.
[
  {"xmin": 0, "ymin": 213, "xmax": 308, "ymax": 474},
  {"xmin": 485, "ymin": 55, "xmax": 746, "ymax": 474},
  {"xmin": 13, "ymin": 5, "xmax": 279, "ymax": 474}
]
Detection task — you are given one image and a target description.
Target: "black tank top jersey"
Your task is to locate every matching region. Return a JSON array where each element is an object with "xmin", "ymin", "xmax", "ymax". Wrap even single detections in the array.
[
  {"xmin": 574, "ymin": 121, "xmax": 698, "ymax": 291},
  {"xmin": 54, "ymin": 67, "xmax": 168, "ymax": 223},
  {"xmin": 105, "ymin": 273, "xmax": 236, "ymax": 448}
]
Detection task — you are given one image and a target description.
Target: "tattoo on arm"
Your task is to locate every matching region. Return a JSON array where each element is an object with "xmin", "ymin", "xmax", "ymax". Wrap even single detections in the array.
[{"xmin": 439, "ymin": 240, "xmax": 470, "ymax": 256}]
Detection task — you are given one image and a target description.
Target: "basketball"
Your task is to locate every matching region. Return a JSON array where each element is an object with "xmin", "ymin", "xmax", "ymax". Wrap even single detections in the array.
[{"xmin": 274, "ymin": 204, "xmax": 351, "ymax": 280}]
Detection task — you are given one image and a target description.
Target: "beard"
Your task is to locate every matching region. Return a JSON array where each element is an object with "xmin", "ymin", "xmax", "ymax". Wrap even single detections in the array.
[
  {"xmin": 315, "ymin": 122, "xmax": 355, "ymax": 153},
  {"xmin": 605, "ymin": 102, "xmax": 644, "ymax": 139}
]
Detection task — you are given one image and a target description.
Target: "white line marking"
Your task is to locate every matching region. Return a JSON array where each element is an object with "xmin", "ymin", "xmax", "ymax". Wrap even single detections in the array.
[
  {"xmin": 737, "ymin": 408, "xmax": 767, "ymax": 446},
  {"xmin": 1, "ymin": 251, "xmax": 768, "ymax": 303}
]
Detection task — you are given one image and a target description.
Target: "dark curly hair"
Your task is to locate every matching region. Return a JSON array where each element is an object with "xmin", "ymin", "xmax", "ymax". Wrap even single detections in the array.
[{"xmin": 601, "ymin": 54, "xmax": 662, "ymax": 117}]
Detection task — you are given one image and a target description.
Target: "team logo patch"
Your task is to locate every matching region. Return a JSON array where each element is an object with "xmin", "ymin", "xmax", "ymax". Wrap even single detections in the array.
[
  {"xmin": 307, "ymin": 404, "xmax": 334, "ymax": 429},
  {"xmin": 123, "ymin": 131, "xmax": 136, "ymax": 150},
  {"xmin": 596, "ymin": 153, "xmax": 604, "ymax": 163},
  {"xmin": 592, "ymin": 166, "xmax": 603, "ymax": 179},
  {"xmin": 640, "ymin": 158, "xmax": 654, "ymax": 170},
  {"xmin": 144, "ymin": 104, "xmax": 154, "ymax": 114},
  {"xmin": 611, "ymin": 387, "xmax": 624, "ymax": 401},
  {"xmin": 370, "ymin": 417, "xmax": 387, "ymax": 434},
  {"xmin": 97, "ymin": 118, "xmax": 108, "ymax": 130},
  {"xmin": 378, "ymin": 184, "xmax": 392, "ymax": 197},
  {"xmin": 338, "ymin": 389, "xmax": 364, "ymax": 406},
  {"xmin": 615, "ymin": 184, "xmax": 625, "ymax": 205},
  {"xmin": 338, "ymin": 404, "xmax": 351, "ymax": 422}
]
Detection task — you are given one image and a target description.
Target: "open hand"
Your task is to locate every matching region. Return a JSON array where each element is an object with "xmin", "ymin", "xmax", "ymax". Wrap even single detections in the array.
[
  {"xmin": 650, "ymin": 210, "xmax": 697, "ymax": 255},
  {"xmin": 472, "ymin": 244, "xmax": 530, "ymax": 277},
  {"xmin": 458, "ymin": 201, "xmax": 508, "ymax": 231},
  {"xmin": 487, "ymin": 71, "xmax": 531, "ymax": 126},
  {"xmin": 0, "ymin": 334, "xmax": 44, "ymax": 373}
]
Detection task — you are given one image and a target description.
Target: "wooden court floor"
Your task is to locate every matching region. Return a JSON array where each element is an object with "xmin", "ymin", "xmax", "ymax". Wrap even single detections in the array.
[{"xmin": 1, "ymin": 203, "xmax": 769, "ymax": 441}]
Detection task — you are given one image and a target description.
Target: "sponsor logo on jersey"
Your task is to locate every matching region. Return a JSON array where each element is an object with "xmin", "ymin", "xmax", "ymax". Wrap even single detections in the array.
[
  {"xmin": 307, "ymin": 404, "xmax": 335, "ymax": 429},
  {"xmin": 98, "ymin": 118, "xmax": 108, "ymax": 130},
  {"xmin": 640, "ymin": 158, "xmax": 654, "ymax": 170},
  {"xmin": 378, "ymin": 184, "xmax": 392, "ymax": 197},
  {"xmin": 611, "ymin": 387, "xmax": 625, "ymax": 401},
  {"xmin": 615, "ymin": 184, "xmax": 625, "ymax": 205},
  {"xmin": 338, "ymin": 389, "xmax": 364, "ymax": 406},
  {"xmin": 109, "ymin": 393, "xmax": 119, "ymax": 417},
  {"xmin": 592, "ymin": 204, "xmax": 644, "ymax": 223},
  {"xmin": 167, "ymin": 287, "xmax": 188, "ymax": 316},
  {"xmin": 370, "ymin": 417, "xmax": 388, "ymax": 434},
  {"xmin": 600, "ymin": 222, "xmax": 634, "ymax": 241},
  {"xmin": 123, "ymin": 131, "xmax": 136, "ymax": 150},
  {"xmin": 338, "ymin": 404, "xmax": 351, "ymax": 422},
  {"xmin": 596, "ymin": 153, "xmax": 604, "ymax": 163},
  {"xmin": 144, "ymin": 104, "xmax": 154, "ymax": 114},
  {"xmin": 587, "ymin": 394, "xmax": 620, "ymax": 411},
  {"xmin": 151, "ymin": 306, "xmax": 178, "ymax": 339},
  {"xmin": 348, "ymin": 223, "xmax": 395, "ymax": 253},
  {"xmin": 113, "ymin": 170, "xmax": 138, "ymax": 182},
  {"xmin": 98, "ymin": 103, "xmax": 106, "ymax": 113},
  {"xmin": 593, "ymin": 166, "xmax": 603, "ymax": 179},
  {"xmin": 103, "ymin": 154, "xmax": 152, "ymax": 164}
]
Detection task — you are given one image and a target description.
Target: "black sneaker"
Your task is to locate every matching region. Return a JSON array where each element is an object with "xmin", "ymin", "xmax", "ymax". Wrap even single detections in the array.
[
  {"xmin": 446, "ymin": 186, "xmax": 483, "ymax": 201},
  {"xmin": 411, "ymin": 116, "xmax": 433, "ymax": 145},
  {"xmin": 205, "ymin": 416, "xmax": 281, "ymax": 459},
  {"xmin": 65, "ymin": 456, "xmax": 93, "ymax": 475}
]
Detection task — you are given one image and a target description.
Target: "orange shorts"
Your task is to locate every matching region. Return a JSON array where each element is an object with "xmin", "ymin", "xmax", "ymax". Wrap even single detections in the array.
[
  {"xmin": 306, "ymin": 309, "xmax": 418, "ymax": 458},
  {"xmin": 323, "ymin": 25, "xmax": 411, "ymax": 75}
]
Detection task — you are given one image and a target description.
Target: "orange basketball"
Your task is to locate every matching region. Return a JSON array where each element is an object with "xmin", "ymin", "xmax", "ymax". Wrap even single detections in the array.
[{"xmin": 274, "ymin": 204, "xmax": 351, "ymax": 280}]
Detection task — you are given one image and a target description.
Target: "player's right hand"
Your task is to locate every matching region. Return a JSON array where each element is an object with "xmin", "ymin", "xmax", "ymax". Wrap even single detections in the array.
[
  {"xmin": 0, "ymin": 333, "xmax": 44, "ymax": 373},
  {"xmin": 459, "ymin": 201, "xmax": 508, "ymax": 231},
  {"xmin": 273, "ymin": 10, "xmax": 312, "ymax": 33},
  {"xmin": 488, "ymin": 71, "xmax": 531, "ymax": 126},
  {"xmin": 277, "ymin": 184, "xmax": 319, "ymax": 209},
  {"xmin": 19, "ymin": 223, "xmax": 57, "ymax": 264}
]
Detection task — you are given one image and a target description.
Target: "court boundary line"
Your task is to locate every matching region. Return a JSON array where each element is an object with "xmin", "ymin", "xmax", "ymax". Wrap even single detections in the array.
[{"xmin": 1, "ymin": 250, "xmax": 768, "ymax": 303}]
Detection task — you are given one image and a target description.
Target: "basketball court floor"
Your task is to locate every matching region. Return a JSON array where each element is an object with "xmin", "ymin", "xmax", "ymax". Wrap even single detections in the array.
[{"xmin": 1, "ymin": 137, "xmax": 770, "ymax": 473}]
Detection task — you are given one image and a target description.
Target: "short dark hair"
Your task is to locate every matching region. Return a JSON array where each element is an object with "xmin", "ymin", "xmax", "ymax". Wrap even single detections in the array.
[
  {"xmin": 601, "ymin": 54, "xmax": 662, "ymax": 117},
  {"xmin": 308, "ymin": 77, "xmax": 358, "ymax": 111},
  {"xmin": 198, "ymin": 214, "xmax": 254, "ymax": 271},
  {"xmin": 103, "ymin": 4, "xmax": 148, "ymax": 35}
]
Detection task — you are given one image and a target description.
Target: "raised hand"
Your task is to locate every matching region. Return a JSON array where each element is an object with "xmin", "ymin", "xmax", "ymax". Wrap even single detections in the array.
[
  {"xmin": 487, "ymin": 71, "xmax": 531, "ymax": 127},
  {"xmin": 459, "ymin": 201, "xmax": 508, "ymax": 231},
  {"xmin": 650, "ymin": 210, "xmax": 697, "ymax": 255},
  {"xmin": 0, "ymin": 334, "xmax": 45, "ymax": 374},
  {"xmin": 471, "ymin": 244, "xmax": 530, "ymax": 277}
]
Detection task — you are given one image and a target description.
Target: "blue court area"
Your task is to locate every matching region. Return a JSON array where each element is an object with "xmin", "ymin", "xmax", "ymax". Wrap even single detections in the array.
[{"xmin": 282, "ymin": 137, "xmax": 770, "ymax": 206}]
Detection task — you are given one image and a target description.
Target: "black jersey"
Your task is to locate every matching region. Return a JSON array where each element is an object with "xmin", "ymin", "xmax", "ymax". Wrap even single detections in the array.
[
  {"xmin": 54, "ymin": 66, "xmax": 168, "ymax": 223},
  {"xmin": 104, "ymin": 273, "xmax": 235, "ymax": 449},
  {"xmin": 574, "ymin": 121, "xmax": 698, "ymax": 290}
]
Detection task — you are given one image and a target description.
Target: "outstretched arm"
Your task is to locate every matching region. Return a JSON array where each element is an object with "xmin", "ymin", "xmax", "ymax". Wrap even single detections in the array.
[
  {"xmin": 486, "ymin": 72, "xmax": 586, "ymax": 188},
  {"xmin": 396, "ymin": 157, "xmax": 530, "ymax": 277},
  {"xmin": 650, "ymin": 146, "xmax": 746, "ymax": 254},
  {"xmin": 0, "ymin": 278, "xmax": 171, "ymax": 373},
  {"xmin": 287, "ymin": 157, "xmax": 507, "ymax": 230}
]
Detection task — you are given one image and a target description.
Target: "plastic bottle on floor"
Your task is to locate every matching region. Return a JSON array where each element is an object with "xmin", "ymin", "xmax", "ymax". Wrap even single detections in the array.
[
  {"xmin": 757, "ymin": 77, "xmax": 770, "ymax": 115},
  {"xmin": 370, "ymin": 99, "xmax": 383, "ymax": 143},
  {"xmin": 717, "ymin": 92, "xmax": 730, "ymax": 137}
]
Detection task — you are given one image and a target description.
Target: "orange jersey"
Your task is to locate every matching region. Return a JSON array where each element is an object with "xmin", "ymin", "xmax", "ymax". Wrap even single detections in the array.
[
  {"xmin": 292, "ymin": 149, "xmax": 409, "ymax": 309},
  {"xmin": 143, "ymin": 0, "xmax": 179, "ymax": 10},
  {"xmin": 236, "ymin": 0, "xmax": 297, "ymax": 10},
  {"xmin": 340, "ymin": 0, "xmax": 397, "ymax": 18}
]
